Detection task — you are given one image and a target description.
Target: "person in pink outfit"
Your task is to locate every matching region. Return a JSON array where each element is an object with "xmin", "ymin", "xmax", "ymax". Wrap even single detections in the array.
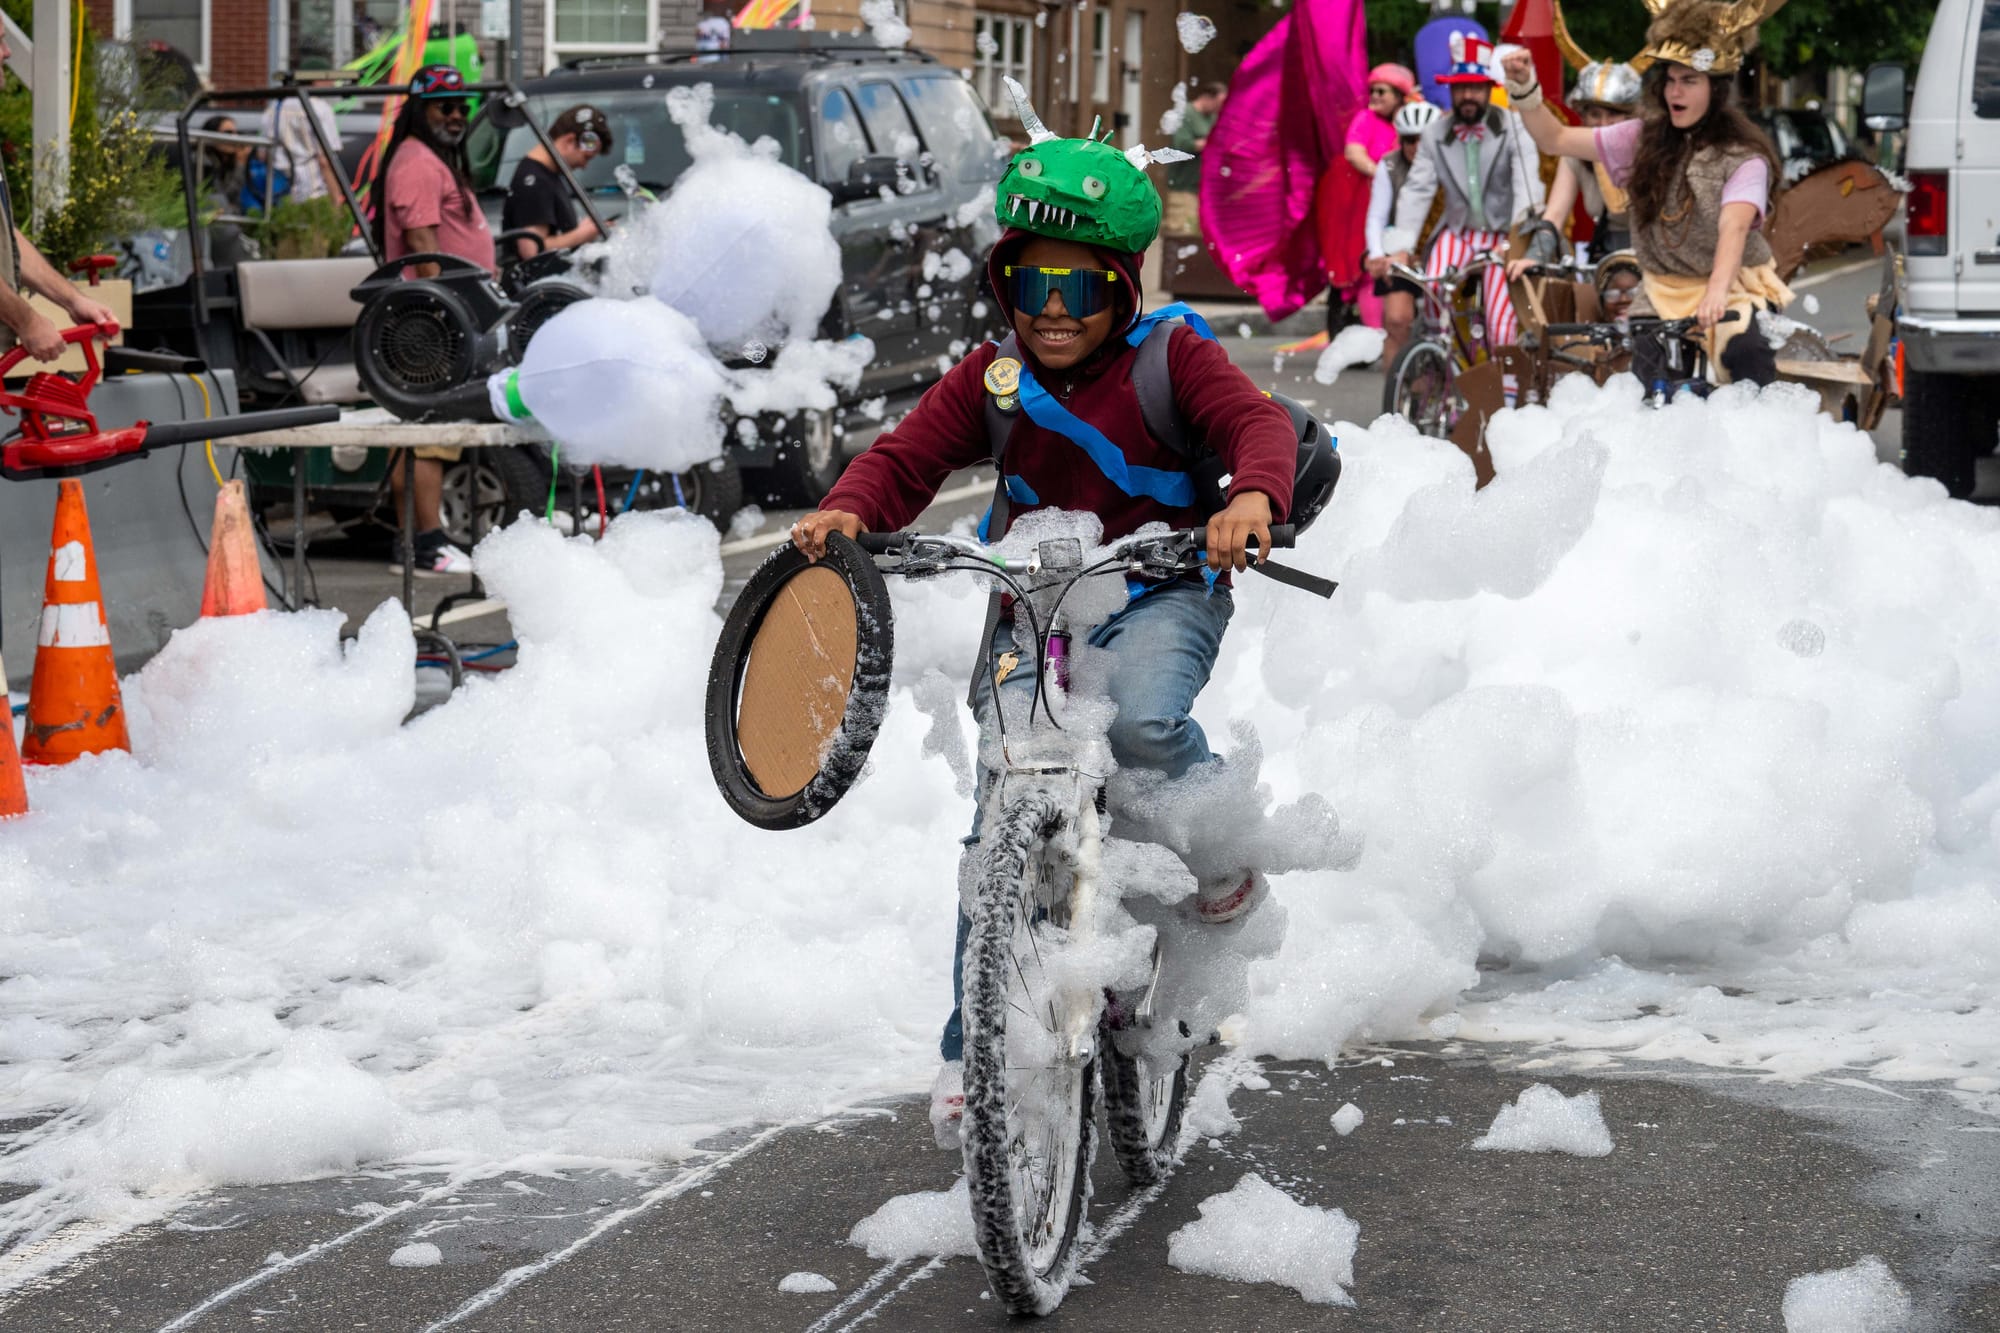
[{"xmin": 1324, "ymin": 63, "xmax": 1420, "ymax": 334}]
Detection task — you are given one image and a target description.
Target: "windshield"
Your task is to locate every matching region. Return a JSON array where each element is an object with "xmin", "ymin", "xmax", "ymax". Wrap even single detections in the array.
[{"xmin": 471, "ymin": 88, "xmax": 804, "ymax": 194}]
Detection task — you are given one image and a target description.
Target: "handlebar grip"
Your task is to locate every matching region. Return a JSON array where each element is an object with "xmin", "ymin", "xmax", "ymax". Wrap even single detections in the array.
[
  {"xmin": 854, "ymin": 532, "xmax": 902, "ymax": 554},
  {"xmin": 140, "ymin": 405, "xmax": 339, "ymax": 448},
  {"xmin": 1263, "ymin": 524, "xmax": 1296, "ymax": 550}
]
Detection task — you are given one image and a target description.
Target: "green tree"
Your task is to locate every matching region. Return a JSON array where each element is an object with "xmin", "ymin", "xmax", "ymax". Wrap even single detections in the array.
[
  {"xmin": 1363, "ymin": 0, "xmax": 1937, "ymax": 83},
  {"xmin": 1755, "ymin": 0, "xmax": 1935, "ymax": 77},
  {"xmin": 0, "ymin": 0, "xmax": 181, "ymax": 263}
]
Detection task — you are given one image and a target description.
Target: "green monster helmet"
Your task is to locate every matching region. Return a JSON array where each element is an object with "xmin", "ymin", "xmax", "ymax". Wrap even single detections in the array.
[{"xmin": 992, "ymin": 77, "xmax": 1183, "ymax": 255}]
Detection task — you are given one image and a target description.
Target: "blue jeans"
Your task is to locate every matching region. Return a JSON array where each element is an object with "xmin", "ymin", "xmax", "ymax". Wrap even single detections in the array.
[{"xmin": 940, "ymin": 580, "xmax": 1233, "ymax": 1062}]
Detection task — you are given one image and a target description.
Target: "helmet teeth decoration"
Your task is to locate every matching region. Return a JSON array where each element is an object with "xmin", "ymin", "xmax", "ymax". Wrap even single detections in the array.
[{"xmin": 994, "ymin": 76, "xmax": 1164, "ymax": 254}]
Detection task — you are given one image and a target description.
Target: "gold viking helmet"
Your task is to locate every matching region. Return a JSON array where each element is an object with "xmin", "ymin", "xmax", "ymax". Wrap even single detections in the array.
[
  {"xmin": 1637, "ymin": 0, "xmax": 1788, "ymax": 74},
  {"xmin": 1546, "ymin": 0, "xmax": 1786, "ymax": 75}
]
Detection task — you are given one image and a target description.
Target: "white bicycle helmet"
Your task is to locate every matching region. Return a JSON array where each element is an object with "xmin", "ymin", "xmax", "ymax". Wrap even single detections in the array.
[
  {"xmin": 1393, "ymin": 100, "xmax": 1443, "ymax": 137},
  {"xmin": 1573, "ymin": 61, "xmax": 1642, "ymax": 111}
]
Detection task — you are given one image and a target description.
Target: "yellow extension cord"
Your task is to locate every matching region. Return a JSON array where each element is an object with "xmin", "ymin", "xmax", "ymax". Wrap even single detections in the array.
[
  {"xmin": 68, "ymin": 0, "xmax": 80, "ymax": 126},
  {"xmin": 190, "ymin": 373, "xmax": 222, "ymax": 486}
]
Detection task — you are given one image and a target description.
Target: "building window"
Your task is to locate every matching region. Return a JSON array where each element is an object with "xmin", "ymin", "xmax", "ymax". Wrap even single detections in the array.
[
  {"xmin": 973, "ymin": 13, "xmax": 1034, "ymax": 112},
  {"xmin": 550, "ymin": 0, "xmax": 655, "ymax": 66},
  {"xmin": 1091, "ymin": 8, "xmax": 1111, "ymax": 104},
  {"xmin": 119, "ymin": 0, "xmax": 207, "ymax": 74}
]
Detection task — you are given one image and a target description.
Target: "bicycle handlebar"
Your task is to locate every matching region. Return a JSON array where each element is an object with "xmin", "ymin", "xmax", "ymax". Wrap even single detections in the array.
[
  {"xmin": 856, "ymin": 524, "xmax": 1297, "ymax": 559},
  {"xmin": 1543, "ymin": 309, "xmax": 1743, "ymax": 339}
]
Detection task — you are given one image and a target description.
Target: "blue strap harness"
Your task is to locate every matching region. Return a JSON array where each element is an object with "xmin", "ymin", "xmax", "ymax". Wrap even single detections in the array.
[
  {"xmin": 982, "ymin": 302, "xmax": 1218, "ymax": 533},
  {"xmin": 982, "ymin": 302, "xmax": 1224, "ymax": 593}
]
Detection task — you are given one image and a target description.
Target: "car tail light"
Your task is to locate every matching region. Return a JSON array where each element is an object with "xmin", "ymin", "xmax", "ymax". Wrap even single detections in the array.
[{"xmin": 1907, "ymin": 171, "xmax": 1949, "ymax": 256}]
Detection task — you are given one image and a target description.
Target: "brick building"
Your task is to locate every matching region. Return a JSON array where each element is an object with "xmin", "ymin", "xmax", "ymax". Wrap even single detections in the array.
[{"xmin": 80, "ymin": 0, "xmax": 1277, "ymax": 144}]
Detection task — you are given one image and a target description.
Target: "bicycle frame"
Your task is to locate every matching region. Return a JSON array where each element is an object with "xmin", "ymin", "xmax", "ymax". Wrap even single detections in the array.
[{"xmin": 1398, "ymin": 258, "xmax": 1499, "ymax": 370}]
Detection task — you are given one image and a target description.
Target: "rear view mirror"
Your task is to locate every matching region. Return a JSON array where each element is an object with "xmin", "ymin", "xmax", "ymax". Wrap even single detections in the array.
[
  {"xmin": 1860, "ymin": 62, "xmax": 1907, "ymax": 132},
  {"xmin": 829, "ymin": 154, "xmax": 906, "ymax": 204}
]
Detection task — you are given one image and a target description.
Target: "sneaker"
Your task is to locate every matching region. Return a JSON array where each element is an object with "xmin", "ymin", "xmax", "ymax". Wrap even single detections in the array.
[
  {"xmin": 393, "ymin": 532, "xmax": 476, "ymax": 577},
  {"xmin": 422, "ymin": 540, "xmax": 475, "ymax": 575},
  {"xmin": 929, "ymin": 1060, "xmax": 965, "ymax": 1150},
  {"xmin": 1194, "ymin": 869, "xmax": 1268, "ymax": 925}
]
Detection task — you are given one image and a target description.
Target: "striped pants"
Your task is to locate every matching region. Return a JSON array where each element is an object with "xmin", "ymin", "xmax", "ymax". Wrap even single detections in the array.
[{"xmin": 1425, "ymin": 227, "xmax": 1517, "ymax": 352}]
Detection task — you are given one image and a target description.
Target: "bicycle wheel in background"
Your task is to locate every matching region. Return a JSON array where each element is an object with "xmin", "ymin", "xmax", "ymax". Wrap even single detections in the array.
[
  {"xmin": 960, "ymin": 789, "xmax": 1098, "ymax": 1317},
  {"xmin": 1099, "ymin": 1006, "xmax": 1190, "ymax": 1187},
  {"xmin": 1384, "ymin": 338, "xmax": 1455, "ymax": 438}
]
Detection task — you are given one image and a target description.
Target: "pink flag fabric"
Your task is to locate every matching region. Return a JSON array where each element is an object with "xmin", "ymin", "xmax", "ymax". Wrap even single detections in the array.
[{"xmin": 1198, "ymin": 0, "xmax": 1369, "ymax": 320}]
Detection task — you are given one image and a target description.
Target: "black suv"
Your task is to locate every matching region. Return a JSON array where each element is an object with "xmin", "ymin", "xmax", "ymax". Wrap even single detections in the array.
[{"xmin": 469, "ymin": 32, "xmax": 1010, "ymax": 504}]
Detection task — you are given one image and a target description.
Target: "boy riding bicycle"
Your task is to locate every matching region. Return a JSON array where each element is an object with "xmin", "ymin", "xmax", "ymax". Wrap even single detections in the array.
[{"xmin": 790, "ymin": 94, "xmax": 1299, "ymax": 1146}]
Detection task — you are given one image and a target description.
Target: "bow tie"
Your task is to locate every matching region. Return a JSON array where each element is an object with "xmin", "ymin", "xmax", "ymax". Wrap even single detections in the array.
[{"xmin": 1454, "ymin": 124, "xmax": 1486, "ymax": 142}]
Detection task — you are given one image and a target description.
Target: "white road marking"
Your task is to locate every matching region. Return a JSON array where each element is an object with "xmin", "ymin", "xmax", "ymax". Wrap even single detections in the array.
[
  {"xmin": 1790, "ymin": 254, "xmax": 1881, "ymax": 290},
  {"xmin": 420, "ymin": 1124, "xmax": 792, "ymax": 1330},
  {"xmin": 836, "ymin": 1255, "xmax": 947, "ymax": 1329},
  {"xmin": 154, "ymin": 1189, "xmax": 448, "ymax": 1332},
  {"xmin": 434, "ymin": 597, "xmax": 506, "ymax": 628},
  {"xmin": 801, "ymin": 1258, "xmax": 908, "ymax": 1333}
]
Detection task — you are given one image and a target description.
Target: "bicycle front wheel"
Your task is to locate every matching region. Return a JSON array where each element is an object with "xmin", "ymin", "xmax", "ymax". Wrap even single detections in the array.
[
  {"xmin": 1100, "ymin": 1016, "xmax": 1190, "ymax": 1187},
  {"xmin": 960, "ymin": 790, "xmax": 1097, "ymax": 1317},
  {"xmin": 1385, "ymin": 339, "xmax": 1456, "ymax": 438}
]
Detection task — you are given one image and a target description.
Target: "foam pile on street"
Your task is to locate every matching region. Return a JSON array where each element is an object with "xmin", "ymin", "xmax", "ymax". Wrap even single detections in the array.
[
  {"xmin": 1471, "ymin": 1084, "xmax": 1613, "ymax": 1157},
  {"xmin": 1782, "ymin": 1256, "xmax": 1912, "ymax": 1332},
  {"xmin": 847, "ymin": 1179, "xmax": 977, "ymax": 1260},
  {"xmin": 1166, "ymin": 1173, "xmax": 1358, "ymax": 1305},
  {"xmin": 498, "ymin": 85, "xmax": 866, "ymax": 470},
  {"xmin": 3, "ymin": 376, "xmax": 2000, "ymax": 1253}
]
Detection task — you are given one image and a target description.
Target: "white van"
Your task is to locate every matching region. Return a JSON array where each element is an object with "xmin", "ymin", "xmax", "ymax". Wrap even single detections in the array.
[{"xmin": 1890, "ymin": 0, "xmax": 2000, "ymax": 497}]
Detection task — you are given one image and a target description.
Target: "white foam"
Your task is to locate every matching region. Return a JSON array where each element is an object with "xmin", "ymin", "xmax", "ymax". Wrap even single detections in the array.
[
  {"xmin": 1782, "ymin": 1256, "xmax": 1912, "ymax": 1332},
  {"xmin": 778, "ymin": 1270, "xmax": 838, "ymax": 1293},
  {"xmin": 4, "ymin": 378, "xmax": 2000, "ymax": 1266},
  {"xmin": 1176, "ymin": 12, "xmax": 1217, "ymax": 53},
  {"xmin": 847, "ymin": 1178, "xmax": 977, "ymax": 1261},
  {"xmin": 389, "ymin": 1242, "xmax": 441, "ymax": 1268},
  {"xmin": 1313, "ymin": 325, "xmax": 1388, "ymax": 384},
  {"xmin": 1471, "ymin": 1084, "xmax": 1613, "ymax": 1157},
  {"xmin": 1166, "ymin": 1172, "xmax": 1358, "ymax": 1305}
]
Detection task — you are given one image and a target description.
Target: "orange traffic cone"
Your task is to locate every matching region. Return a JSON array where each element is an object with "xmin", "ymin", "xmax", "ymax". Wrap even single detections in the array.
[
  {"xmin": 21, "ymin": 479, "xmax": 130, "ymax": 765},
  {"xmin": 200, "ymin": 479, "xmax": 267, "ymax": 617},
  {"xmin": 0, "ymin": 649, "xmax": 26, "ymax": 817}
]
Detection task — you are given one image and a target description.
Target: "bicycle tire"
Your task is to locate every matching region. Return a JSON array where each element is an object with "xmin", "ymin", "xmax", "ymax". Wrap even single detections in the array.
[
  {"xmin": 961, "ymin": 789, "xmax": 1098, "ymax": 1316},
  {"xmin": 1384, "ymin": 339, "xmax": 1455, "ymax": 438},
  {"xmin": 1099, "ymin": 1018, "xmax": 1190, "ymax": 1187}
]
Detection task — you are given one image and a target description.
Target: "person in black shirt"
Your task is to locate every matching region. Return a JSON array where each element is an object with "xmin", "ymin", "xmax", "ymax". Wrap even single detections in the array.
[{"xmin": 501, "ymin": 104, "xmax": 612, "ymax": 262}]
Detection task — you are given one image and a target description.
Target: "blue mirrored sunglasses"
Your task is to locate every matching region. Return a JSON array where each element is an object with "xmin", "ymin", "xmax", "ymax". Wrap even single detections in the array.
[{"xmin": 1002, "ymin": 264, "xmax": 1119, "ymax": 318}]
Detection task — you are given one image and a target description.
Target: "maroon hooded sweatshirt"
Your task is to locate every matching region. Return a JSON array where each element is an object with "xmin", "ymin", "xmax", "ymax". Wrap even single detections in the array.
[{"xmin": 819, "ymin": 230, "xmax": 1297, "ymax": 543}]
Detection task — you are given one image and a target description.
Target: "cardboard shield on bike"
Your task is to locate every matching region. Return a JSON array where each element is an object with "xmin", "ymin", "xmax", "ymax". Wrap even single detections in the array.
[{"xmin": 705, "ymin": 533, "xmax": 894, "ymax": 829}]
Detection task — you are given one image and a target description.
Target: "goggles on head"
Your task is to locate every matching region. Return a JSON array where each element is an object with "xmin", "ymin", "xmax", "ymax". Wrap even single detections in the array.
[{"xmin": 1003, "ymin": 264, "xmax": 1119, "ymax": 319}]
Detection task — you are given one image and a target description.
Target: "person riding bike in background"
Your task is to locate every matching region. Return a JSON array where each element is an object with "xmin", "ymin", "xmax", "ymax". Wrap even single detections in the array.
[
  {"xmin": 789, "ymin": 99, "xmax": 1299, "ymax": 1148},
  {"xmin": 1386, "ymin": 33, "xmax": 1544, "ymax": 354},
  {"xmin": 1365, "ymin": 99, "xmax": 1444, "ymax": 366},
  {"xmin": 1502, "ymin": 0, "xmax": 1792, "ymax": 390}
]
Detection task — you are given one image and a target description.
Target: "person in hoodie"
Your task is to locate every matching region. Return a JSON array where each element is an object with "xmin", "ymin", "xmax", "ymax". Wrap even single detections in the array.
[{"xmin": 789, "ymin": 102, "xmax": 1299, "ymax": 1147}]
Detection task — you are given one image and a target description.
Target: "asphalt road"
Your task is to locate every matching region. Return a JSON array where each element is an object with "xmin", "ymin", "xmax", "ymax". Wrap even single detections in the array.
[
  {"xmin": 2, "ymin": 1045, "xmax": 1993, "ymax": 1330},
  {"xmin": 11, "ymin": 254, "xmax": 1984, "ymax": 1329}
]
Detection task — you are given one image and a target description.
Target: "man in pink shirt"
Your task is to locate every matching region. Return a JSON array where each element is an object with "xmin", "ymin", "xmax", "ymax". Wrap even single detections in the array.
[{"xmin": 372, "ymin": 64, "xmax": 494, "ymax": 573}]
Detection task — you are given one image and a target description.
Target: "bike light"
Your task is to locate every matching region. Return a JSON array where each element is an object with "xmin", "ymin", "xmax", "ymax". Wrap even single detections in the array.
[{"xmin": 1906, "ymin": 172, "xmax": 1948, "ymax": 256}]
